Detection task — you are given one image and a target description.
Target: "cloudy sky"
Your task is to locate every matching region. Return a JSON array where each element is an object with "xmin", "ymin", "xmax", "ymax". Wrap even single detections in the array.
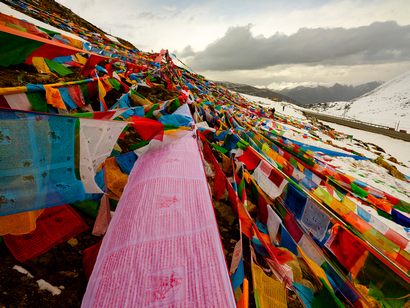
[{"xmin": 57, "ymin": 0, "xmax": 410, "ymax": 90}]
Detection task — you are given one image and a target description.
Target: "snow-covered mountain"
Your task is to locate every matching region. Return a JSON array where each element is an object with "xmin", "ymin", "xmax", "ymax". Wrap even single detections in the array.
[{"xmin": 306, "ymin": 70, "xmax": 410, "ymax": 131}]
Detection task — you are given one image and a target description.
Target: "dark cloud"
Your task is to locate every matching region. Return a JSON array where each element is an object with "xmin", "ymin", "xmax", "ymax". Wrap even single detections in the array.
[{"xmin": 180, "ymin": 21, "xmax": 410, "ymax": 71}]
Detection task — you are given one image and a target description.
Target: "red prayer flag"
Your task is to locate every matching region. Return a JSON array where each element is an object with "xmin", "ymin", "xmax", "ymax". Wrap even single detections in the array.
[
  {"xmin": 325, "ymin": 227, "xmax": 367, "ymax": 272},
  {"xmin": 283, "ymin": 214, "xmax": 304, "ymax": 243},
  {"xmin": 66, "ymin": 85, "xmax": 85, "ymax": 108},
  {"xmin": 227, "ymin": 180, "xmax": 240, "ymax": 214},
  {"xmin": 0, "ymin": 95, "xmax": 10, "ymax": 108},
  {"xmin": 257, "ymin": 192, "xmax": 269, "ymax": 225},
  {"xmin": 214, "ymin": 167, "xmax": 227, "ymax": 201},
  {"xmin": 385, "ymin": 193, "xmax": 400, "ymax": 205},
  {"xmin": 132, "ymin": 115, "xmax": 164, "ymax": 141},
  {"xmin": 87, "ymin": 80, "xmax": 98, "ymax": 99},
  {"xmin": 237, "ymin": 147, "xmax": 261, "ymax": 171},
  {"xmin": 267, "ymin": 244, "xmax": 294, "ymax": 264},
  {"xmin": 80, "ymin": 54, "xmax": 107, "ymax": 77},
  {"xmin": 3, "ymin": 205, "xmax": 88, "ymax": 263},
  {"xmin": 105, "ymin": 60, "xmax": 114, "ymax": 78},
  {"xmin": 268, "ymin": 168, "xmax": 285, "ymax": 187},
  {"xmin": 82, "ymin": 239, "xmax": 103, "ymax": 281}
]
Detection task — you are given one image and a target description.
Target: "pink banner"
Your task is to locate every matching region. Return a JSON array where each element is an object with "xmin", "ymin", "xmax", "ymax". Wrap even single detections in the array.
[{"xmin": 82, "ymin": 130, "xmax": 236, "ymax": 307}]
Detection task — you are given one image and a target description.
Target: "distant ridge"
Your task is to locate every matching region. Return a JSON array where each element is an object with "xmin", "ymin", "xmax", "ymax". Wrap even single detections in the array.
[
  {"xmin": 213, "ymin": 81, "xmax": 300, "ymax": 105},
  {"xmin": 280, "ymin": 81, "xmax": 383, "ymax": 105}
]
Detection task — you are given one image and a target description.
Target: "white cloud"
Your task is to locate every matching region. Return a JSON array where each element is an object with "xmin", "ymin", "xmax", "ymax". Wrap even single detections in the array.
[
  {"xmin": 55, "ymin": 0, "xmax": 410, "ymax": 87},
  {"xmin": 162, "ymin": 5, "xmax": 177, "ymax": 11}
]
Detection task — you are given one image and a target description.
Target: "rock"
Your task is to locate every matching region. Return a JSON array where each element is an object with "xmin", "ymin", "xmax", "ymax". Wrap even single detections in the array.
[
  {"xmin": 129, "ymin": 94, "xmax": 153, "ymax": 107},
  {"xmin": 376, "ymin": 158, "xmax": 407, "ymax": 181},
  {"xmin": 387, "ymin": 156, "xmax": 399, "ymax": 164},
  {"xmin": 213, "ymin": 201, "xmax": 236, "ymax": 226},
  {"xmin": 59, "ymin": 271, "xmax": 79, "ymax": 278},
  {"xmin": 373, "ymin": 145, "xmax": 385, "ymax": 153},
  {"xmin": 246, "ymin": 200, "xmax": 257, "ymax": 215},
  {"xmin": 301, "ymin": 279, "xmax": 314, "ymax": 291},
  {"xmin": 67, "ymin": 238, "xmax": 78, "ymax": 247}
]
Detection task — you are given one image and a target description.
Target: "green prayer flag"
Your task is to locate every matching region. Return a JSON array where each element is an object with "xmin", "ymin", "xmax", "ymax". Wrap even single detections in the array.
[
  {"xmin": 311, "ymin": 278, "xmax": 344, "ymax": 308},
  {"xmin": 68, "ymin": 112, "xmax": 94, "ymax": 118},
  {"xmin": 6, "ymin": 23, "xmax": 28, "ymax": 32},
  {"xmin": 130, "ymin": 140, "xmax": 149, "ymax": 150},
  {"xmin": 254, "ymin": 289, "xmax": 261, "ymax": 308},
  {"xmin": 108, "ymin": 78, "xmax": 121, "ymax": 91},
  {"xmin": 237, "ymin": 140, "xmax": 249, "ymax": 150},
  {"xmin": 26, "ymin": 92, "xmax": 48, "ymax": 113},
  {"xmin": 163, "ymin": 124, "xmax": 180, "ymax": 130},
  {"xmin": 376, "ymin": 208, "xmax": 393, "ymax": 220},
  {"xmin": 79, "ymin": 83, "xmax": 90, "ymax": 105},
  {"xmin": 169, "ymin": 97, "xmax": 181, "ymax": 113},
  {"xmin": 289, "ymin": 156, "xmax": 298, "ymax": 168},
  {"xmin": 212, "ymin": 144, "xmax": 228, "ymax": 154},
  {"xmin": 71, "ymin": 200, "xmax": 100, "ymax": 218},
  {"xmin": 0, "ymin": 31, "xmax": 43, "ymax": 66},
  {"xmin": 37, "ymin": 26, "xmax": 60, "ymax": 36},
  {"xmin": 145, "ymin": 103, "xmax": 159, "ymax": 119},
  {"xmin": 394, "ymin": 199, "xmax": 410, "ymax": 213},
  {"xmin": 44, "ymin": 58, "xmax": 73, "ymax": 76},
  {"xmin": 351, "ymin": 183, "xmax": 369, "ymax": 198}
]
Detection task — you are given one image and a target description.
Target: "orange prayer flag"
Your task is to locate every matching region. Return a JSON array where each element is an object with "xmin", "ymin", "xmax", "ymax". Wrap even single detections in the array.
[{"xmin": 44, "ymin": 85, "xmax": 66, "ymax": 109}]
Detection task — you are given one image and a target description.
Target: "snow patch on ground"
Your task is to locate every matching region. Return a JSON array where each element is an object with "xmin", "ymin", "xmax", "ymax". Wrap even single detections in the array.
[
  {"xmin": 12, "ymin": 265, "xmax": 34, "ymax": 278},
  {"xmin": 36, "ymin": 279, "xmax": 62, "ymax": 296},
  {"xmin": 319, "ymin": 121, "xmax": 410, "ymax": 169},
  {"xmin": 237, "ymin": 93, "xmax": 410, "ymax": 203},
  {"xmin": 13, "ymin": 265, "xmax": 63, "ymax": 296}
]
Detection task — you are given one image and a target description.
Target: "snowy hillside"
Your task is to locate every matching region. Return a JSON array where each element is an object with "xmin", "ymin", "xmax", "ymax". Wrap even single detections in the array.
[
  {"xmin": 306, "ymin": 70, "xmax": 410, "ymax": 131},
  {"xmin": 240, "ymin": 93, "xmax": 410, "ymax": 202}
]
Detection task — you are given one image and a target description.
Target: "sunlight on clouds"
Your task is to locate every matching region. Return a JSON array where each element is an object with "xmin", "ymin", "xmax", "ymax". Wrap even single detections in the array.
[
  {"xmin": 55, "ymin": 0, "xmax": 410, "ymax": 88},
  {"xmin": 200, "ymin": 62, "xmax": 410, "ymax": 90},
  {"xmin": 162, "ymin": 5, "xmax": 177, "ymax": 11}
]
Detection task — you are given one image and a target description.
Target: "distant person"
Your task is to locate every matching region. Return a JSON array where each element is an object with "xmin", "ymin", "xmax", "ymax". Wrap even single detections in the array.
[
  {"xmin": 271, "ymin": 107, "xmax": 275, "ymax": 116},
  {"xmin": 283, "ymin": 105, "xmax": 285, "ymax": 111}
]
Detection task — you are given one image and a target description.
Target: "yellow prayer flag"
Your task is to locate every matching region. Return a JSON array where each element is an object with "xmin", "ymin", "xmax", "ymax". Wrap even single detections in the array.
[
  {"xmin": 297, "ymin": 245, "xmax": 332, "ymax": 289},
  {"xmin": 251, "ymin": 258, "xmax": 287, "ymax": 308},
  {"xmin": 221, "ymin": 153, "xmax": 232, "ymax": 175},
  {"xmin": 262, "ymin": 143, "xmax": 270, "ymax": 154},
  {"xmin": 32, "ymin": 57, "xmax": 54, "ymax": 75},
  {"xmin": 342, "ymin": 196, "xmax": 356, "ymax": 212},
  {"xmin": 329, "ymin": 198, "xmax": 350, "ymax": 216},
  {"xmin": 105, "ymin": 157, "xmax": 129, "ymax": 198},
  {"xmin": 97, "ymin": 78, "xmax": 107, "ymax": 98},
  {"xmin": 296, "ymin": 162, "xmax": 305, "ymax": 172},
  {"xmin": 75, "ymin": 53, "xmax": 87, "ymax": 65}
]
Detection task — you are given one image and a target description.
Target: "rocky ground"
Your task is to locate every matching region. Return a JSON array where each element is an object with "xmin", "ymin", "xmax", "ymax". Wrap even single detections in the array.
[{"xmin": 0, "ymin": 210, "xmax": 100, "ymax": 308}]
